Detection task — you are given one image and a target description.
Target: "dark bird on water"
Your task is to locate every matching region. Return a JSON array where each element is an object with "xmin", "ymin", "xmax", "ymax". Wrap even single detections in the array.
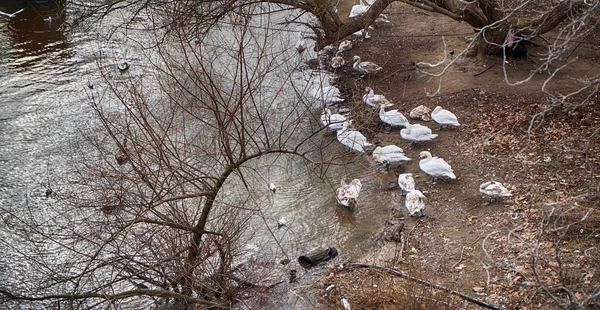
[{"xmin": 118, "ymin": 62, "xmax": 130, "ymax": 72}]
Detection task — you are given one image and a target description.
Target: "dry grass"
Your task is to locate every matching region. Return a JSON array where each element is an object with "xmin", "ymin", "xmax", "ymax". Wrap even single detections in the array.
[{"xmin": 317, "ymin": 265, "xmax": 490, "ymax": 310}]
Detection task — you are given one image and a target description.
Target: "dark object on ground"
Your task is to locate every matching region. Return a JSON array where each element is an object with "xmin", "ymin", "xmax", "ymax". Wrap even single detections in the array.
[
  {"xmin": 298, "ymin": 247, "xmax": 339, "ymax": 269},
  {"xmin": 289, "ymin": 269, "xmax": 297, "ymax": 283},
  {"xmin": 505, "ymin": 31, "xmax": 527, "ymax": 59},
  {"xmin": 383, "ymin": 218, "xmax": 404, "ymax": 242}
]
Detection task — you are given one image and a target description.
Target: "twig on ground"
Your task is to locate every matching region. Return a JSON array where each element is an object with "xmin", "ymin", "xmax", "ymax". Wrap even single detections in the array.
[
  {"xmin": 472, "ymin": 255, "xmax": 492, "ymax": 286},
  {"xmin": 473, "ymin": 64, "xmax": 495, "ymax": 77},
  {"xmin": 451, "ymin": 236, "xmax": 481, "ymax": 269},
  {"xmin": 482, "ymin": 231, "xmax": 498, "ymax": 261},
  {"xmin": 351, "ymin": 263, "xmax": 506, "ymax": 310}
]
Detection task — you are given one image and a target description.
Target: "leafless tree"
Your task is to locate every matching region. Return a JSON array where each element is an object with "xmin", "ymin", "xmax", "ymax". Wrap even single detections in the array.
[
  {"xmin": 0, "ymin": 7, "xmax": 348, "ymax": 308},
  {"xmin": 68, "ymin": 0, "xmax": 597, "ymax": 54}
]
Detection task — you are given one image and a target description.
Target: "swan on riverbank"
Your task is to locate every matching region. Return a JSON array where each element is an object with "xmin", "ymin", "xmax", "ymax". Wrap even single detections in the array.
[
  {"xmin": 409, "ymin": 105, "xmax": 432, "ymax": 121},
  {"xmin": 337, "ymin": 120, "xmax": 372, "ymax": 152},
  {"xmin": 400, "ymin": 123, "xmax": 437, "ymax": 149},
  {"xmin": 352, "ymin": 56, "xmax": 382, "ymax": 75},
  {"xmin": 363, "ymin": 87, "xmax": 393, "ymax": 109},
  {"xmin": 321, "ymin": 108, "xmax": 347, "ymax": 132},
  {"xmin": 311, "ymin": 84, "xmax": 345, "ymax": 105},
  {"xmin": 405, "ymin": 189, "xmax": 425, "ymax": 217},
  {"xmin": 479, "ymin": 181, "xmax": 512, "ymax": 203},
  {"xmin": 431, "ymin": 106, "xmax": 460, "ymax": 129},
  {"xmin": 419, "ymin": 151, "xmax": 456, "ymax": 182},
  {"xmin": 397, "ymin": 173, "xmax": 415, "ymax": 196},
  {"xmin": 379, "ymin": 103, "xmax": 408, "ymax": 129},
  {"xmin": 349, "ymin": 0, "xmax": 369, "ymax": 18},
  {"xmin": 330, "ymin": 51, "xmax": 345, "ymax": 70},
  {"xmin": 372, "ymin": 145, "xmax": 411, "ymax": 171},
  {"xmin": 339, "ymin": 40, "xmax": 353, "ymax": 52}
]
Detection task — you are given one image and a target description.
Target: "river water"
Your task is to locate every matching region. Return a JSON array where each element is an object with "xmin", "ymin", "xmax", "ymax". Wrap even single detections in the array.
[{"xmin": 0, "ymin": 1, "xmax": 392, "ymax": 307}]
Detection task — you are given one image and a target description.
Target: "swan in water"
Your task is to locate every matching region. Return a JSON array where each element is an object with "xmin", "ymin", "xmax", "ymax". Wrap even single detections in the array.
[
  {"xmin": 269, "ymin": 183, "xmax": 278, "ymax": 192},
  {"xmin": 479, "ymin": 181, "xmax": 512, "ymax": 203},
  {"xmin": 379, "ymin": 103, "xmax": 408, "ymax": 129},
  {"xmin": 277, "ymin": 217, "xmax": 287, "ymax": 227},
  {"xmin": 431, "ymin": 106, "xmax": 461, "ymax": 129},
  {"xmin": 400, "ymin": 123, "xmax": 438, "ymax": 149},
  {"xmin": 321, "ymin": 108, "xmax": 347, "ymax": 132},
  {"xmin": 409, "ymin": 105, "xmax": 432, "ymax": 121},
  {"xmin": 397, "ymin": 173, "xmax": 415, "ymax": 196},
  {"xmin": 352, "ymin": 56, "xmax": 382, "ymax": 75},
  {"xmin": 372, "ymin": 145, "xmax": 411, "ymax": 171},
  {"xmin": 419, "ymin": 151, "xmax": 456, "ymax": 182},
  {"xmin": 330, "ymin": 51, "xmax": 345, "ymax": 70},
  {"xmin": 337, "ymin": 120, "xmax": 372, "ymax": 152},
  {"xmin": 363, "ymin": 87, "xmax": 393, "ymax": 109},
  {"xmin": 118, "ymin": 61, "xmax": 130, "ymax": 72},
  {"xmin": 311, "ymin": 84, "xmax": 345, "ymax": 105},
  {"xmin": 405, "ymin": 189, "xmax": 425, "ymax": 217},
  {"xmin": 336, "ymin": 178, "xmax": 362, "ymax": 208}
]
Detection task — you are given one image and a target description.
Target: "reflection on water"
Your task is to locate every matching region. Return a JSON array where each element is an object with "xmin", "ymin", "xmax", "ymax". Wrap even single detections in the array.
[
  {"xmin": 3, "ymin": 0, "xmax": 68, "ymax": 68},
  {"xmin": 216, "ymin": 152, "xmax": 391, "ymax": 268},
  {"xmin": 0, "ymin": 1, "xmax": 396, "ymax": 307}
]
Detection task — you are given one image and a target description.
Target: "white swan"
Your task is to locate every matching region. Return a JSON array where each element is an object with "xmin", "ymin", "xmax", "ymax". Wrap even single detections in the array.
[
  {"xmin": 338, "ymin": 40, "xmax": 353, "ymax": 52},
  {"xmin": 269, "ymin": 183, "xmax": 278, "ymax": 192},
  {"xmin": 336, "ymin": 178, "xmax": 362, "ymax": 208},
  {"xmin": 397, "ymin": 173, "xmax": 415, "ymax": 196},
  {"xmin": 479, "ymin": 181, "xmax": 512, "ymax": 203},
  {"xmin": 400, "ymin": 123, "xmax": 438, "ymax": 149},
  {"xmin": 379, "ymin": 103, "xmax": 408, "ymax": 129},
  {"xmin": 374, "ymin": 14, "xmax": 392, "ymax": 26},
  {"xmin": 349, "ymin": 0, "xmax": 369, "ymax": 18},
  {"xmin": 372, "ymin": 145, "xmax": 411, "ymax": 170},
  {"xmin": 363, "ymin": 87, "xmax": 393, "ymax": 109},
  {"xmin": 330, "ymin": 51, "xmax": 345, "ymax": 70},
  {"xmin": 352, "ymin": 56, "xmax": 382, "ymax": 75},
  {"xmin": 405, "ymin": 189, "xmax": 425, "ymax": 217},
  {"xmin": 321, "ymin": 108, "xmax": 347, "ymax": 132},
  {"xmin": 352, "ymin": 29, "xmax": 372, "ymax": 40},
  {"xmin": 431, "ymin": 106, "xmax": 461, "ymax": 129},
  {"xmin": 419, "ymin": 151, "xmax": 456, "ymax": 182},
  {"xmin": 409, "ymin": 105, "xmax": 432, "ymax": 121},
  {"xmin": 311, "ymin": 84, "xmax": 345, "ymax": 105},
  {"xmin": 337, "ymin": 120, "xmax": 372, "ymax": 152},
  {"xmin": 277, "ymin": 217, "xmax": 287, "ymax": 227}
]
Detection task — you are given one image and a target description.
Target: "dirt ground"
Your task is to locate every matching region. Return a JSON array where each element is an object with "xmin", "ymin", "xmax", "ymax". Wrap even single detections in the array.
[{"xmin": 307, "ymin": 2, "xmax": 600, "ymax": 309}]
